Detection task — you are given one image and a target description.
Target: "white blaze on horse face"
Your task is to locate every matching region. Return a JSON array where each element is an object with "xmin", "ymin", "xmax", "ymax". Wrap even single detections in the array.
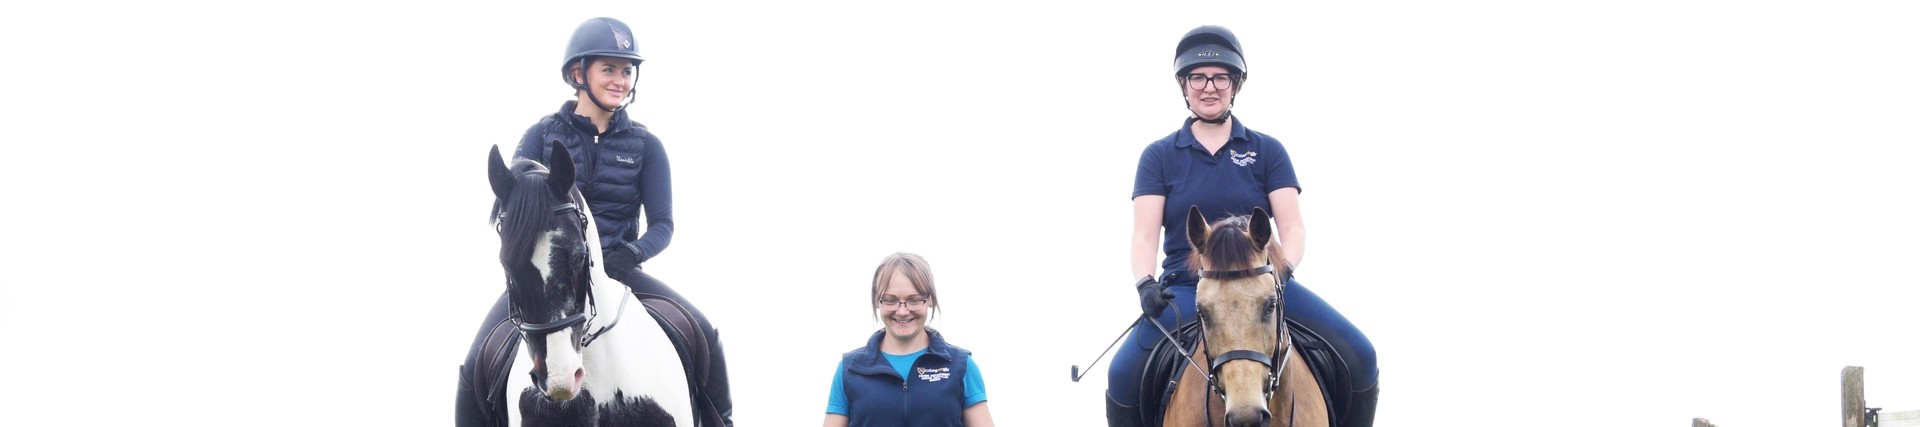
[
  {"xmin": 529, "ymin": 229, "xmax": 587, "ymax": 400},
  {"xmin": 543, "ymin": 328, "xmax": 586, "ymax": 400},
  {"xmin": 530, "ymin": 231, "xmax": 558, "ymax": 283}
]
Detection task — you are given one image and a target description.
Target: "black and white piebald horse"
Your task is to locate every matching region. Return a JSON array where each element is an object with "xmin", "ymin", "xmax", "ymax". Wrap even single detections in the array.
[{"xmin": 489, "ymin": 141, "xmax": 692, "ymax": 426}]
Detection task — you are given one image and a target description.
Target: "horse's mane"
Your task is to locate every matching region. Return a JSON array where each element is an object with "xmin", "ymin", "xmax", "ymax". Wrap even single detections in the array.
[
  {"xmin": 491, "ymin": 158, "xmax": 568, "ymax": 266},
  {"xmin": 1191, "ymin": 215, "xmax": 1263, "ymax": 273}
]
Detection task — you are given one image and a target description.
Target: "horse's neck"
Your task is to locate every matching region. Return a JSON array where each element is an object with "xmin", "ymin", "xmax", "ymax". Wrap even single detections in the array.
[
  {"xmin": 582, "ymin": 237, "xmax": 643, "ymax": 348},
  {"xmin": 581, "ymin": 251, "xmax": 638, "ymax": 382},
  {"xmin": 577, "ymin": 221, "xmax": 632, "ymax": 342},
  {"xmin": 581, "ymin": 219, "xmax": 628, "ymax": 308},
  {"xmin": 577, "ymin": 252, "xmax": 695, "ymax": 423},
  {"xmin": 588, "ymin": 260, "xmax": 629, "ymax": 315}
]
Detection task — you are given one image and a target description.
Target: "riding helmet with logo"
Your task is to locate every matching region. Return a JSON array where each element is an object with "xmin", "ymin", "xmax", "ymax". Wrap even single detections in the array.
[
  {"xmin": 562, "ymin": 17, "xmax": 644, "ymax": 88},
  {"xmin": 1173, "ymin": 25, "xmax": 1246, "ymax": 77},
  {"xmin": 561, "ymin": 17, "xmax": 644, "ymax": 113},
  {"xmin": 1174, "ymin": 25, "xmax": 1248, "ymax": 124}
]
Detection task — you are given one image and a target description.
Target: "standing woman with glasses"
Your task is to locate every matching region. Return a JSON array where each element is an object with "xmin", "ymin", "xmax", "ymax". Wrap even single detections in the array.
[
  {"xmin": 823, "ymin": 252, "xmax": 995, "ymax": 427},
  {"xmin": 456, "ymin": 17, "xmax": 732, "ymax": 427},
  {"xmin": 1104, "ymin": 25, "xmax": 1379, "ymax": 427}
]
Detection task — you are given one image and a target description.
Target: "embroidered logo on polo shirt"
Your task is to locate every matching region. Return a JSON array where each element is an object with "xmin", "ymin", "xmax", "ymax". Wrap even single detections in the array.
[
  {"xmin": 916, "ymin": 366, "xmax": 952, "ymax": 382},
  {"xmin": 1230, "ymin": 150, "xmax": 1258, "ymax": 167}
]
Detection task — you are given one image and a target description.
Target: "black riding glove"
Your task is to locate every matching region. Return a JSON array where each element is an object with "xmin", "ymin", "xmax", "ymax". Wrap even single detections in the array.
[
  {"xmin": 604, "ymin": 244, "xmax": 639, "ymax": 276},
  {"xmin": 1136, "ymin": 275, "xmax": 1173, "ymax": 317}
]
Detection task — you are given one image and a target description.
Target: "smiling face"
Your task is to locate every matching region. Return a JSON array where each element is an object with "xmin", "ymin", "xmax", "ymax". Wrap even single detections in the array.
[
  {"xmin": 868, "ymin": 253, "xmax": 939, "ymax": 351},
  {"xmin": 572, "ymin": 56, "xmax": 637, "ymax": 109},
  {"xmin": 875, "ymin": 270, "xmax": 932, "ymax": 344},
  {"xmin": 1181, "ymin": 65, "xmax": 1237, "ymax": 121}
]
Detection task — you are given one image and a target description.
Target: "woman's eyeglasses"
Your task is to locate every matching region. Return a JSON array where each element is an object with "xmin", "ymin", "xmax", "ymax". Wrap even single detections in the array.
[
  {"xmin": 1184, "ymin": 73, "xmax": 1236, "ymax": 91},
  {"xmin": 877, "ymin": 297, "xmax": 930, "ymax": 310}
]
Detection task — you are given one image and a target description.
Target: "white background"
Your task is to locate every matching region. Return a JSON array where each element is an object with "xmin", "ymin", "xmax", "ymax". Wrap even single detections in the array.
[{"xmin": 3, "ymin": 1, "xmax": 1917, "ymax": 426}]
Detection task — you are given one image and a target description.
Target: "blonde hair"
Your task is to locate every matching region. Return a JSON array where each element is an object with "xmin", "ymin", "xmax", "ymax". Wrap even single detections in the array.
[{"xmin": 870, "ymin": 252, "xmax": 939, "ymax": 321}]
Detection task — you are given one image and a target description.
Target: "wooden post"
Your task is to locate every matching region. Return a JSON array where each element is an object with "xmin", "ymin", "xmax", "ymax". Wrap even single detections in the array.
[{"xmin": 1844, "ymin": 366, "xmax": 1866, "ymax": 427}]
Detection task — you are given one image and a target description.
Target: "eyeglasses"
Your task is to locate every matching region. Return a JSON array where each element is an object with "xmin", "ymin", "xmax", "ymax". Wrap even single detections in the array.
[
  {"xmin": 1184, "ymin": 73, "xmax": 1236, "ymax": 91},
  {"xmin": 877, "ymin": 297, "xmax": 930, "ymax": 310}
]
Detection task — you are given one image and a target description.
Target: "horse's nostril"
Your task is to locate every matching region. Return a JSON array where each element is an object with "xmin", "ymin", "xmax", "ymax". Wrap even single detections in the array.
[{"xmin": 1226, "ymin": 408, "xmax": 1271, "ymax": 427}]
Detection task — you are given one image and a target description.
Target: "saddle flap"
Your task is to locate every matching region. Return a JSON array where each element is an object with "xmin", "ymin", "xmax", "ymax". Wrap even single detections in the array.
[
  {"xmin": 1285, "ymin": 318, "xmax": 1349, "ymax": 426},
  {"xmin": 637, "ymin": 294, "xmax": 710, "ymax": 385},
  {"xmin": 468, "ymin": 317, "xmax": 523, "ymax": 427},
  {"xmin": 1140, "ymin": 320, "xmax": 1204, "ymax": 425}
]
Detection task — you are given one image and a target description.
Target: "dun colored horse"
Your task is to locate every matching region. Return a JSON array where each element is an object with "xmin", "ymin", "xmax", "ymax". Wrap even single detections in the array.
[{"xmin": 1163, "ymin": 206, "xmax": 1329, "ymax": 427}]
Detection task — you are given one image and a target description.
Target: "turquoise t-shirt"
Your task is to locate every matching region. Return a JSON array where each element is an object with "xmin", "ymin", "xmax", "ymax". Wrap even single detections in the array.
[{"xmin": 825, "ymin": 349, "xmax": 988, "ymax": 415}]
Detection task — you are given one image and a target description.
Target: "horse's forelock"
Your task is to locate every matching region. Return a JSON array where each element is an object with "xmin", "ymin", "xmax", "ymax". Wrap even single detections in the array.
[
  {"xmin": 1196, "ymin": 215, "xmax": 1262, "ymax": 272},
  {"xmin": 497, "ymin": 160, "xmax": 559, "ymax": 264}
]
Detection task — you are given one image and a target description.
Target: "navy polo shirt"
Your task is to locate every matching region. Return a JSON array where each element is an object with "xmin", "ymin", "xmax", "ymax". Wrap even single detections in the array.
[{"xmin": 1132, "ymin": 116, "xmax": 1300, "ymax": 274}]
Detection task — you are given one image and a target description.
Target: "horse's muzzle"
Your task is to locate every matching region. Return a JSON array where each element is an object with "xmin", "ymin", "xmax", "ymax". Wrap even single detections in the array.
[{"xmin": 1226, "ymin": 407, "xmax": 1270, "ymax": 427}]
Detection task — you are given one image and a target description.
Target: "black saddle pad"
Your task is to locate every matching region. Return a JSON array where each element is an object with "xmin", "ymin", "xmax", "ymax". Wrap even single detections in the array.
[{"xmin": 1135, "ymin": 318, "xmax": 1351, "ymax": 426}]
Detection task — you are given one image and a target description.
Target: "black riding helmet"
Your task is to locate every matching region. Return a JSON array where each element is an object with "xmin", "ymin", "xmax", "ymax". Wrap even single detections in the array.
[
  {"xmin": 562, "ymin": 17, "xmax": 645, "ymax": 113},
  {"xmin": 1174, "ymin": 25, "xmax": 1246, "ymax": 124}
]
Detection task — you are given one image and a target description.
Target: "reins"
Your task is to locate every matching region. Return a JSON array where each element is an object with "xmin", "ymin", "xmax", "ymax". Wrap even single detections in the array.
[
  {"xmin": 562, "ymin": 201, "xmax": 630, "ymax": 350},
  {"xmin": 577, "ymin": 284, "xmax": 629, "ymax": 349}
]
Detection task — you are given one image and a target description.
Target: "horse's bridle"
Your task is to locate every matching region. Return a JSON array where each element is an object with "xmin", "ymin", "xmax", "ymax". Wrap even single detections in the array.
[
  {"xmin": 506, "ymin": 199, "xmax": 636, "ymax": 397},
  {"xmin": 1197, "ymin": 263, "xmax": 1293, "ymax": 416},
  {"xmin": 508, "ymin": 201, "xmax": 630, "ymax": 350}
]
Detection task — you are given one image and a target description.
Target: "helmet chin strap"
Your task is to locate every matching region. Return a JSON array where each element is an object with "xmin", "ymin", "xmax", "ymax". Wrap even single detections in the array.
[
  {"xmin": 1194, "ymin": 109, "xmax": 1231, "ymax": 124},
  {"xmin": 1185, "ymin": 96, "xmax": 1236, "ymax": 124}
]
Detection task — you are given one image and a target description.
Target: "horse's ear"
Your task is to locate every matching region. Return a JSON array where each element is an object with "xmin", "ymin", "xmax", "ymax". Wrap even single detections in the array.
[
  {"xmin": 487, "ymin": 145, "xmax": 513, "ymax": 201},
  {"xmin": 1249, "ymin": 207, "xmax": 1272, "ymax": 251},
  {"xmin": 546, "ymin": 140, "xmax": 575, "ymax": 196},
  {"xmin": 1185, "ymin": 205, "xmax": 1208, "ymax": 255}
]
